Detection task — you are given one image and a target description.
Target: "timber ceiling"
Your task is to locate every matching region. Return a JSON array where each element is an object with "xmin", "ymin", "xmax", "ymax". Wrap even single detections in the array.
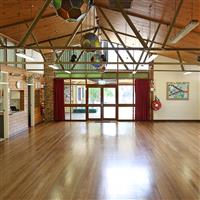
[{"xmin": 0, "ymin": 0, "xmax": 200, "ymax": 64}]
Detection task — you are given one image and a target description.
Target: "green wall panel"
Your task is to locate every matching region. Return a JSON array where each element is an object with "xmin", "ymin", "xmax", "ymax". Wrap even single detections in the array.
[{"xmin": 56, "ymin": 72, "xmax": 148, "ymax": 79}]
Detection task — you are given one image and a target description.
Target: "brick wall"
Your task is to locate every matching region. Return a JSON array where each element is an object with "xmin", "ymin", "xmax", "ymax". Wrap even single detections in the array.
[{"xmin": 44, "ymin": 53, "xmax": 55, "ymax": 122}]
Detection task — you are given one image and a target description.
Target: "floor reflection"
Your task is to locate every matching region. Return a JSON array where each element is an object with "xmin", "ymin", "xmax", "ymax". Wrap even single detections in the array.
[{"xmin": 104, "ymin": 160, "xmax": 152, "ymax": 199}]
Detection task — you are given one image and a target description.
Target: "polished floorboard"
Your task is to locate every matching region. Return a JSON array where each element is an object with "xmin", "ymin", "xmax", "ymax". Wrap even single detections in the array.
[{"xmin": 0, "ymin": 122, "xmax": 200, "ymax": 200}]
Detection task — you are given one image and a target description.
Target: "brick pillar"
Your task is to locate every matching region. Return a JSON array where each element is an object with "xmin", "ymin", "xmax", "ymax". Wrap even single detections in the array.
[{"xmin": 44, "ymin": 53, "xmax": 55, "ymax": 122}]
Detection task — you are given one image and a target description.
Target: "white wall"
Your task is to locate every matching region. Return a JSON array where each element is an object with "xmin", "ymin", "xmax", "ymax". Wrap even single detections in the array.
[{"xmin": 154, "ymin": 56, "xmax": 200, "ymax": 120}]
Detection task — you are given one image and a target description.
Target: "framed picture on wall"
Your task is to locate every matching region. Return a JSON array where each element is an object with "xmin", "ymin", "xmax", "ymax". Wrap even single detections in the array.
[{"xmin": 167, "ymin": 82, "xmax": 189, "ymax": 100}]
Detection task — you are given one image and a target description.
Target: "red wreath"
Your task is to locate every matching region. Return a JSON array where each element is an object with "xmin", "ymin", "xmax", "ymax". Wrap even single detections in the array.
[{"xmin": 152, "ymin": 96, "xmax": 162, "ymax": 111}]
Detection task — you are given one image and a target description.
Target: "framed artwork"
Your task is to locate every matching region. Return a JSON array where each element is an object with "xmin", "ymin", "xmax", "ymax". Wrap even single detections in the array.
[{"xmin": 167, "ymin": 82, "xmax": 189, "ymax": 100}]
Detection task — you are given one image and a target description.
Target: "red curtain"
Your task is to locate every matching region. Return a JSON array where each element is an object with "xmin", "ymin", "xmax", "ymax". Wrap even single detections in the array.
[
  {"xmin": 54, "ymin": 79, "xmax": 65, "ymax": 121},
  {"xmin": 135, "ymin": 79, "xmax": 150, "ymax": 121}
]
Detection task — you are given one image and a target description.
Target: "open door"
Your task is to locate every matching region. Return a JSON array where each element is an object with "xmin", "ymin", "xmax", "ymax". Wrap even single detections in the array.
[
  {"xmin": 28, "ymin": 78, "xmax": 35, "ymax": 127},
  {"xmin": 0, "ymin": 72, "xmax": 9, "ymax": 139}
]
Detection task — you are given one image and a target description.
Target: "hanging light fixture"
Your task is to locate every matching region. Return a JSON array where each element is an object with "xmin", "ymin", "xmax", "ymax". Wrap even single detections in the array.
[
  {"xmin": 98, "ymin": 79, "xmax": 106, "ymax": 85},
  {"xmin": 170, "ymin": 0, "xmax": 199, "ymax": 44},
  {"xmin": 183, "ymin": 72, "xmax": 192, "ymax": 75},
  {"xmin": 132, "ymin": 71, "xmax": 137, "ymax": 74},
  {"xmin": 16, "ymin": 52, "xmax": 35, "ymax": 61},
  {"xmin": 65, "ymin": 70, "xmax": 71, "ymax": 74},
  {"xmin": 169, "ymin": 20, "xmax": 199, "ymax": 44},
  {"xmin": 49, "ymin": 65, "xmax": 59, "ymax": 69},
  {"xmin": 146, "ymin": 54, "xmax": 158, "ymax": 63}
]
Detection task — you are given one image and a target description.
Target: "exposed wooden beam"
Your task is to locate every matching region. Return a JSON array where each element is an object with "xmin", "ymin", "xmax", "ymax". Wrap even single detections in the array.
[
  {"xmin": 27, "ymin": 69, "xmax": 200, "ymax": 72},
  {"xmin": 135, "ymin": 23, "xmax": 161, "ymax": 71},
  {"xmin": 49, "ymin": 40, "xmax": 64, "ymax": 70},
  {"xmin": 18, "ymin": 0, "xmax": 52, "ymax": 47},
  {"xmin": 101, "ymin": 27, "xmax": 129, "ymax": 70},
  {"xmin": 71, "ymin": 27, "xmax": 98, "ymax": 70},
  {"xmin": 134, "ymin": 41, "xmax": 150, "ymax": 71},
  {"xmin": 177, "ymin": 51, "xmax": 185, "ymax": 71},
  {"xmin": 96, "ymin": 4, "xmax": 200, "ymax": 36},
  {"xmin": 101, "ymin": 26, "xmax": 162, "ymax": 47},
  {"xmin": 1, "ymin": 46, "xmax": 200, "ymax": 51},
  {"xmin": 0, "ymin": 37, "xmax": 4, "ymax": 46},
  {"xmin": 26, "ymin": 24, "xmax": 47, "ymax": 62},
  {"xmin": 56, "ymin": 15, "xmax": 87, "ymax": 62},
  {"xmin": 162, "ymin": 0, "xmax": 184, "ymax": 48},
  {"xmin": 97, "ymin": 7, "xmax": 136, "ymax": 64},
  {"xmin": 0, "ymin": 13, "xmax": 56, "ymax": 30},
  {"xmin": 143, "ymin": 24, "xmax": 162, "ymax": 63},
  {"xmin": 1, "ymin": 61, "xmax": 199, "ymax": 65},
  {"xmin": 71, "ymin": 50, "xmax": 85, "ymax": 70},
  {"xmin": 114, "ymin": 0, "xmax": 148, "ymax": 48},
  {"xmin": 28, "ymin": 27, "xmax": 96, "ymax": 46}
]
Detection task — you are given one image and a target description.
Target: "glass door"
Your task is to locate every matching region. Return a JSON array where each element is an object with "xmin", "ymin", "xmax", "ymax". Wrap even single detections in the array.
[
  {"xmin": 103, "ymin": 87, "xmax": 116, "ymax": 120},
  {"xmin": 87, "ymin": 87, "xmax": 102, "ymax": 120},
  {"xmin": 87, "ymin": 85, "xmax": 117, "ymax": 120},
  {"xmin": 118, "ymin": 85, "xmax": 135, "ymax": 120}
]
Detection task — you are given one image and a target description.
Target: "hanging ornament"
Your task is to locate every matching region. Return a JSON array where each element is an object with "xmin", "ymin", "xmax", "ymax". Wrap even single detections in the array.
[
  {"xmin": 81, "ymin": 33, "xmax": 100, "ymax": 51},
  {"xmin": 90, "ymin": 53, "xmax": 107, "ymax": 72},
  {"xmin": 53, "ymin": 0, "xmax": 93, "ymax": 22},
  {"xmin": 152, "ymin": 96, "xmax": 162, "ymax": 111},
  {"xmin": 70, "ymin": 54, "xmax": 77, "ymax": 62}
]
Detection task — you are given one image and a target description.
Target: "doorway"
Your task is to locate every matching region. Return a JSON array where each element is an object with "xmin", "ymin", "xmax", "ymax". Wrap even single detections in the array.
[
  {"xmin": 0, "ymin": 72, "xmax": 9, "ymax": 138},
  {"xmin": 64, "ymin": 79, "xmax": 135, "ymax": 121},
  {"xmin": 27, "ymin": 80, "xmax": 35, "ymax": 127},
  {"xmin": 87, "ymin": 85, "xmax": 117, "ymax": 120}
]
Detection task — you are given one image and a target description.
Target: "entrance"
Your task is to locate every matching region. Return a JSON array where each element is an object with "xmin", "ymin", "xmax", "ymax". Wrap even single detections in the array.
[
  {"xmin": 64, "ymin": 79, "xmax": 135, "ymax": 121},
  {"xmin": 0, "ymin": 72, "xmax": 9, "ymax": 138},
  {"xmin": 87, "ymin": 85, "xmax": 117, "ymax": 120},
  {"xmin": 27, "ymin": 78, "xmax": 35, "ymax": 127}
]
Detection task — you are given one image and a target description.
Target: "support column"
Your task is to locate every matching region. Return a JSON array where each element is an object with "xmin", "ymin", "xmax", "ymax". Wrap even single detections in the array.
[{"xmin": 44, "ymin": 53, "xmax": 55, "ymax": 122}]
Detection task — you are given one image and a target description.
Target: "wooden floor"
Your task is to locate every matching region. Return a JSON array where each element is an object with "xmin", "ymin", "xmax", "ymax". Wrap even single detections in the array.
[{"xmin": 0, "ymin": 122, "xmax": 199, "ymax": 200}]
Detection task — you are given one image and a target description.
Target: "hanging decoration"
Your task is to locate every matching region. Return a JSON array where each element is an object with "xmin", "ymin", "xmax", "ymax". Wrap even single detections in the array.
[
  {"xmin": 53, "ymin": 0, "xmax": 93, "ymax": 22},
  {"xmin": 70, "ymin": 49, "xmax": 77, "ymax": 62},
  {"xmin": 70, "ymin": 54, "xmax": 77, "ymax": 62},
  {"xmin": 151, "ymin": 96, "xmax": 162, "ymax": 111},
  {"xmin": 81, "ymin": 32, "xmax": 100, "ymax": 51},
  {"xmin": 90, "ymin": 53, "xmax": 106, "ymax": 72}
]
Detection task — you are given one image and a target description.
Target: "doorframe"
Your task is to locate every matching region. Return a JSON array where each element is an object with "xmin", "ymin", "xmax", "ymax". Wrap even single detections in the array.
[
  {"xmin": 86, "ymin": 84, "xmax": 118, "ymax": 121},
  {"xmin": 64, "ymin": 78, "xmax": 136, "ymax": 122},
  {"xmin": 0, "ymin": 71, "xmax": 9, "ymax": 138},
  {"xmin": 28, "ymin": 78, "xmax": 35, "ymax": 127}
]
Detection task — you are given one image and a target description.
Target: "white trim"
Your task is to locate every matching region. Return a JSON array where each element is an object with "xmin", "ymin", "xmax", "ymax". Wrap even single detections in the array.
[{"xmin": 0, "ymin": 82, "xmax": 8, "ymax": 85}]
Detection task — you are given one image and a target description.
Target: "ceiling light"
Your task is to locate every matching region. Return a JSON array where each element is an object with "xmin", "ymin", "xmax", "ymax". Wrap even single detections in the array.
[
  {"xmin": 169, "ymin": 20, "xmax": 199, "ymax": 44},
  {"xmin": 184, "ymin": 72, "xmax": 192, "ymax": 75},
  {"xmin": 49, "ymin": 65, "xmax": 59, "ymax": 69},
  {"xmin": 64, "ymin": 70, "xmax": 71, "ymax": 74},
  {"xmin": 16, "ymin": 53, "xmax": 35, "ymax": 61},
  {"xmin": 146, "ymin": 54, "xmax": 158, "ymax": 63},
  {"xmin": 132, "ymin": 71, "xmax": 137, "ymax": 74},
  {"xmin": 98, "ymin": 80, "xmax": 106, "ymax": 85}
]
